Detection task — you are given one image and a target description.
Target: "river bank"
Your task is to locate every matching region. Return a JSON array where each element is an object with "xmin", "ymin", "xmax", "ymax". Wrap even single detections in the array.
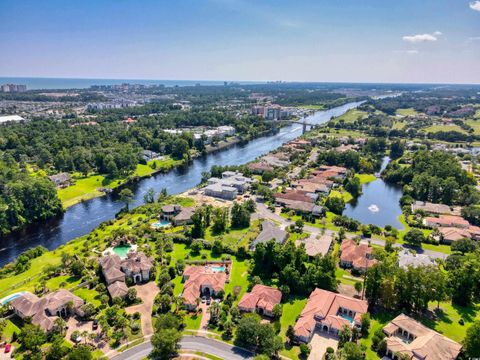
[{"xmin": 0, "ymin": 101, "xmax": 364, "ymax": 266}]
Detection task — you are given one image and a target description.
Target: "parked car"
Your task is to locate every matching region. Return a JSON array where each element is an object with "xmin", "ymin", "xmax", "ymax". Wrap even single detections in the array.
[
  {"xmin": 5, "ymin": 344, "xmax": 11, "ymax": 353},
  {"xmin": 206, "ymin": 298, "xmax": 211, "ymax": 305},
  {"xmin": 201, "ymin": 297, "xmax": 206, "ymax": 303},
  {"xmin": 92, "ymin": 319, "xmax": 98, "ymax": 330}
]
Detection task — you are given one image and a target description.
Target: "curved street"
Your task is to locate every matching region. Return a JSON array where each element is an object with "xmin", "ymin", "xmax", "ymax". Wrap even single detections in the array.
[{"xmin": 111, "ymin": 336, "xmax": 254, "ymax": 360}]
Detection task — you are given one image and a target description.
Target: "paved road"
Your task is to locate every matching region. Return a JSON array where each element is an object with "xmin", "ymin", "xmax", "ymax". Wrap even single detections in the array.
[
  {"xmin": 254, "ymin": 203, "xmax": 448, "ymax": 260},
  {"xmin": 111, "ymin": 336, "xmax": 253, "ymax": 360}
]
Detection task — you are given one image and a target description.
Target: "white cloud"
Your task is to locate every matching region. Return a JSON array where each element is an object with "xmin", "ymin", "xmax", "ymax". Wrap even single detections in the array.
[
  {"xmin": 393, "ymin": 49, "xmax": 419, "ymax": 54},
  {"xmin": 470, "ymin": 1, "xmax": 480, "ymax": 11},
  {"xmin": 402, "ymin": 31, "xmax": 442, "ymax": 43}
]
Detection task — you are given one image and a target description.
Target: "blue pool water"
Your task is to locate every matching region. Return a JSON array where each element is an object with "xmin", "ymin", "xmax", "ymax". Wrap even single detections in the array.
[
  {"xmin": 0, "ymin": 292, "xmax": 27, "ymax": 305},
  {"xmin": 339, "ymin": 313, "xmax": 354, "ymax": 323},
  {"xmin": 151, "ymin": 220, "xmax": 171, "ymax": 228},
  {"xmin": 210, "ymin": 266, "xmax": 226, "ymax": 272}
]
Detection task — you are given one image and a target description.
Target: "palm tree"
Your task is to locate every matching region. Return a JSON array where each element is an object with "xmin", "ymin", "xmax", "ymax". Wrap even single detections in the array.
[{"xmin": 81, "ymin": 330, "xmax": 89, "ymax": 345}]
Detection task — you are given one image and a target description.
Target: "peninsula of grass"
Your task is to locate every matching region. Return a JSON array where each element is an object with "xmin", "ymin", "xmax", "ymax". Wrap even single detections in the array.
[{"xmin": 58, "ymin": 156, "xmax": 183, "ymax": 208}]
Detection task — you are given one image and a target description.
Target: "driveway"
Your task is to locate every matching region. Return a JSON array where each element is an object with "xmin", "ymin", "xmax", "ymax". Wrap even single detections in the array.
[
  {"xmin": 308, "ymin": 332, "xmax": 338, "ymax": 360},
  {"xmin": 125, "ymin": 282, "xmax": 160, "ymax": 338},
  {"xmin": 111, "ymin": 336, "xmax": 254, "ymax": 360}
]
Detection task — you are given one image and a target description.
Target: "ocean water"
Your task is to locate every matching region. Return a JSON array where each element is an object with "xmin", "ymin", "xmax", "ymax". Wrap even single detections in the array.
[{"xmin": 0, "ymin": 77, "xmax": 261, "ymax": 90}]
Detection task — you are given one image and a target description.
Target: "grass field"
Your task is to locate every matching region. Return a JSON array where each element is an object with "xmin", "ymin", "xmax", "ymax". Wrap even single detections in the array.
[
  {"xmin": 396, "ymin": 108, "xmax": 418, "ymax": 116},
  {"xmin": 204, "ymin": 221, "xmax": 261, "ymax": 248},
  {"xmin": 1, "ymin": 319, "xmax": 21, "ymax": 342},
  {"xmin": 334, "ymin": 109, "xmax": 369, "ymax": 123},
  {"xmin": 73, "ymin": 287, "xmax": 103, "ymax": 307},
  {"xmin": 58, "ymin": 157, "xmax": 183, "ymax": 208},
  {"xmin": 423, "ymin": 124, "xmax": 467, "ymax": 134},
  {"xmin": 280, "ymin": 296, "xmax": 308, "ymax": 358},
  {"xmin": 328, "ymin": 189, "xmax": 353, "ymax": 203},
  {"xmin": 356, "ymin": 174, "xmax": 376, "ymax": 185}
]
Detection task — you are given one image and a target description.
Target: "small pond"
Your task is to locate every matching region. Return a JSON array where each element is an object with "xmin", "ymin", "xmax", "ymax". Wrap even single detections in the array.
[{"xmin": 343, "ymin": 157, "xmax": 404, "ymax": 229}]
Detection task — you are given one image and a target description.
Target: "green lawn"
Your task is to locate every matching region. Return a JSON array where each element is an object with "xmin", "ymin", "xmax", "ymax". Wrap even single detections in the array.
[
  {"xmin": 58, "ymin": 174, "xmax": 122, "ymax": 208},
  {"xmin": 45, "ymin": 275, "xmax": 81, "ymax": 291},
  {"xmin": 74, "ymin": 287, "xmax": 103, "ymax": 307},
  {"xmin": 329, "ymin": 189, "xmax": 353, "ymax": 203},
  {"xmin": 356, "ymin": 174, "xmax": 376, "ymax": 185},
  {"xmin": 184, "ymin": 313, "xmax": 202, "ymax": 330},
  {"xmin": 134, "ymin": 157, "xmax": 183, "ymax": 178},
  {"xmin": 336, "ymin": 267, "xmax": 363, "ymax": 287},
  {"xmin": 279, "ymin": 296, "xmax": 308, "ymax": 358},
  {"xmin": 423, "ymin": 124, "xmax": 467, "ymax": 134},
  {"xmin": 334, "ymin": 109, "xmax": 369, "ymax": 123},
  {"xmin": 204, "ymin": 221, "xmax": 261, "ymax": 248},
  {"xmin": 1, "ymin": 318, "xmax": 21, "ymax": 342},
  {"xmin": 58, "ymin": 157, "xmax": 183, "ymax": 208},
  {"xmin": 395, "ymin": 108, "xmax": 418, "ymax": 116}
]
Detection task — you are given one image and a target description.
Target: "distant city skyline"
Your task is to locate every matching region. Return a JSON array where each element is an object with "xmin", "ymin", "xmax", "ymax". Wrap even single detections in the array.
[{"xmin": 1, "ymin": 0, "xmax": 479, "ymax": 84}]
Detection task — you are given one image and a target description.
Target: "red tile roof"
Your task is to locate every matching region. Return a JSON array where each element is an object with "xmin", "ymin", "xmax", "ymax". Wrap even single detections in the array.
[
  {"xmin": 183, "ymin": 266, "xmax": 227, "ymax": 306},
  {"xmin": 294, "ymin": 288, "xmax": 368, "ymax": 339},
  {"xmin": 238, "ymin": 285, "xmax": 282, "ymax": 313},
  {"xmin": 340, "ymin": 239, "xmax": 377, "ymax": 270}
]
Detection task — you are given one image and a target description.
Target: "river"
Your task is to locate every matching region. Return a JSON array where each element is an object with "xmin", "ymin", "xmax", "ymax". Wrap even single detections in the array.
[
  {"xmin": 343, "ymin": 156, "xmax": 404, "ymax": 229},
  {"xmin": 0, "ymin": 101, "xmax": 364, "ymax": 266}
]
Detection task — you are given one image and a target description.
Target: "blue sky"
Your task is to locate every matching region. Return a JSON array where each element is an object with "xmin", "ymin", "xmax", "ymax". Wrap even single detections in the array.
[{"xmin": 1, "ymin": 0, "xmax": 479, "ymax": 83}]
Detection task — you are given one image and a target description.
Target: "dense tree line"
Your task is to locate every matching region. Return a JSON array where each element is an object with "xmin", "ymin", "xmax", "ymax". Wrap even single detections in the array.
[
  {"xmin": 316, "ymin": 150, "xmax": 380, "ymax": 174},
  {"xmin": 0, "ymin": 160, "xmax": 62, "ymax": 235},
  {"xmin": 252, "ymin": 239, "xmax": 337, "ymax": 295},
  {"xmin": 382, "ymin": 150, "xmax": 479, "ymax": 205}
]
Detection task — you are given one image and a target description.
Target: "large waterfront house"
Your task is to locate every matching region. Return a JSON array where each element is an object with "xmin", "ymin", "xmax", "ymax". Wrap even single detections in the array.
[
  {"xmin": 100, "ymin": 252, "xmax": 153, "ymax": 298},
  {"xmin": 238, "ymin": 284, "xmax": 282, "ymax": 317},
  {"xmin": 182, "ymin": 266, "xmax": 227, "ymax": 310},
  {"xmin": 383, "ymin": 314, "xmax": 462, "ymax": 360},
  {"xmin": 160, "ymin": 204, "xmax": 195, "ymax": 225},
  {"xmin": 10, "ymin": 290, "xmax": 85, "ymax": 332},
  {"xmin": 294, "ymin": 288, "xmax": 368, "ymax": 343}
]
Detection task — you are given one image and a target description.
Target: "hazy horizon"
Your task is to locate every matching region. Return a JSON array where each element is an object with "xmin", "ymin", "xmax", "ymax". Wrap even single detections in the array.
[{"xmin": 1, "ymin": 0, "xmax": 479, "ymax": 84}]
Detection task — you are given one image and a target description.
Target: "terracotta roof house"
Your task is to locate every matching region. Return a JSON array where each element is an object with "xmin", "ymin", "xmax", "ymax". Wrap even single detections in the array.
[
  {"xmin": 411, "ymin": 201, "xmax": 453, "ymax": 215},
  {"xmin": 423, "ymin": 215, "xmax": 470, "ymax": 229},
  {"xmin": 10, "ymin": 290, "xmax": 85, "ymax": 332},
  {"xmin": 238, "ymin": 285, "xmax": 282, "ymax": 317},
  {"xmin": 182, "ymin": 266, "xmax": 227, "ymax": 310},
  {"xmin": 313, "ymin": 166, "xmax": 348, "ymax": 180},
  {"xmin": 340, "ymin": 239, "xmax": 377, "ymax": 273},
  {"xmin": 247, "ymin": 162, "xmax": 274, "ymax": 174},
  {"xmin": 250, "ymin": 221, "xmax": 288, "ymax": 250},
  {"xmin": 294, "ymin": 288, "xmax": 368, "ymax": 343},
  {"xmin": 275, "ymin": 190, "xmax": 317, "ymax": 204},
  {"xmin": 383, "ymin": 314, "xmax": 462, "ymax": 360},
  {"xmin": 291, "ymin": 180, "xmax": 331, "ymax": 194}
]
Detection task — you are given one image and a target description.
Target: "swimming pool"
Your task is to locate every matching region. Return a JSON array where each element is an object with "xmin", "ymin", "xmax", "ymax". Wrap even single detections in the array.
[
  {"xmin": 0, "ymin": 291, "xmax": 27, "ymax": 305},
  {"xmin": 113, "ymin": 244, "xmax": 132, "ymax": 259},
  {"xmin": 151, "ymin": 220, "xmax": 171, "ymax": 229},
  {"xmin": 210, "ymin": 266, "xmax": 226, "ymax": 272},
  {"xmin": 338, "ymin": 313, "xmax": 354, "ymax": 323}
]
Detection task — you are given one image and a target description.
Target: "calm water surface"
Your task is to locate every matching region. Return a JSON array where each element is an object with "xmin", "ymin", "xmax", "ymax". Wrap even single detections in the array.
[
  {"xmin": 0, "ymin": 101, "xmax": 364, "ymax": 266},
  {"xmin": 343, "ymin": 156, "xmax": 404, "ymax": 229}
]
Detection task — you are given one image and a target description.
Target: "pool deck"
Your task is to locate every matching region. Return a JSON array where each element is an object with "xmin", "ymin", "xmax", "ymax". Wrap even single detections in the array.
[{"xmin": 102, "ymin": 244, "xmax": 138, "ymax": 259}]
